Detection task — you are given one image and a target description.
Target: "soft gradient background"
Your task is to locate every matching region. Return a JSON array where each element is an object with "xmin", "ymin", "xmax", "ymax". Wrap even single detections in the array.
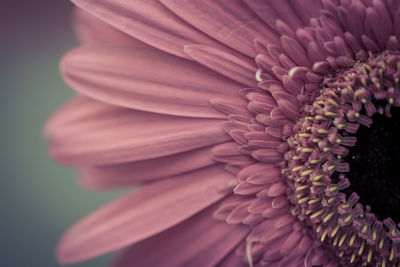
[{"xmin": 2, "ymin": 1, "xmax": 126, "ymax": 266}]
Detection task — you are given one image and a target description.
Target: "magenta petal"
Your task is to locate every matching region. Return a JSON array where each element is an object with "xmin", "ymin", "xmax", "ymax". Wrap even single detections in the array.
[
  {"xmin": 160, "ymin": 0, "xmax": 280, "ymax": 57},
  {"xmin": 71, "ymin": 0, "xmax": 228, "ymax": 59},
  {"xmin": 61, "ymin": 46, "xmax": 243, "ymax": 118},
  {"xmin": 73, "ymin": 8, "xmax": 148, "ymax": 46},
  {"xmin": 244, "ymin": 0, "xmax": 322, "ymax": 30},
  {"xmin": 57, "ymin": 165, "xmax": 233, "ymax": 264},
  {"xmin": 112, "ymin": 204, "xmax": 249, "ymax": 267},
  {"xmin": 80, "ymin": 146, "xmax": 216, "ymax": 189},
  {"xmin": 45, "ymin": 97, "xmax": 229, "ymax": 165},
  {"xmin": 184, "ymin": 44, "xmax": 258, "ymax": 87}
]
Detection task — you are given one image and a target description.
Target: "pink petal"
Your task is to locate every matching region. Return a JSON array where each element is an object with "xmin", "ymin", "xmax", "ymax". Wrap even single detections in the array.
[
  {"xmin": 160, "ymin": 0, "xmax": 280, "ymax": 57},
  {"xmin": 212, "ymin": 142, "xmax": 255, "ymax": 165},
  {"xmin": 226, "ymin": 201, "xmax": 252, "ymax": 224},
  {"xmin": 80, "ymin": 146, "xmax": 216, "ymax": 189},
  {"xmin": 57, "ymin": 165, "xmax": 233, "ymax": 264},
  {"xmin": 184, "ymin": 45, "xmax": 258, "ymax": 87},
  {"xmin": 71, "ymin": 0, "xmax": 228, "ymax": 59},
  {"xmin": 61, "ymin": 46, "xmax": 242, "ymax": 118},
  {"xmin": 218, "ymin": 249, "xmax": 247, "ymax": 267},
  {"xmin": 280, "ymin": 231, "xmax": 304, "ymax": 256},
  {"xmin": 73, "ymin": 8, "xmax": 148, "ymax": 46},
  {"xmin": 45, "ymin": 97, "xmax": 229, "ymax": 165},
  {"xmin": 112, "ymin": 205, "xmax": 249, "ymax": 267},
  {"xmin": 244, "ymin": 0, "xmax": 322, "ymax": 30}
]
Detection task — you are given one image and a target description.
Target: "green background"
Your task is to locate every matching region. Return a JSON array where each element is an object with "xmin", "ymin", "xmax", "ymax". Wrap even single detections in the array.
[{"xmin": 2, "ymin": 1, "xmax": 126, "ymax": 266}]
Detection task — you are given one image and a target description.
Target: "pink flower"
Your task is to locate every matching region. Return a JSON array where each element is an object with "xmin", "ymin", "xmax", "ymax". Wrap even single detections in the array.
[{"xmin": 46, "ymin": 0, "xmax": 400, "ymax": 266}]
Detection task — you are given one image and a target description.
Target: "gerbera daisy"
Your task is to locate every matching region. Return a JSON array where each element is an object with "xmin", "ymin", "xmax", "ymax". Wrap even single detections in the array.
[{"xmin": 45, "ymin": 0, "xmax": 400, "ymax": 266}]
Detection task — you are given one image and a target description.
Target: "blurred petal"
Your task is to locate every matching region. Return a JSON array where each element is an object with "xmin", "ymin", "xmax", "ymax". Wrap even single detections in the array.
[
  {"xmin": 244, "ymin": 0, "xmax": 322, "ymax": 29},
  {"xmin": 184, "ymin": 44, "xmax": 258, "ymax": 87},
  {"xmin": 112, "ymin": 204, "xmax": 249, "ymax": 267},
  {"xmin": 80, "ymin": 145, "xmax": 216, "ymax": 189},
  {"xmin": 61, "ymin": 46, "xmax": 244, "ymax": 118},
  {"xmin": 45, "ymin": 97, "xmax": 229, "ymax": 165},
  {"xmin": 71, "ymin": 0, "xmax": 231, "ymax": 59},
  {"xmin": 73, "ymin": 8, "xmax": 148, "ymax": 46},
  {"xmin": 160, "ymin": 0, "xmax": 280, "ymax": 57},
  {"xmin": 57, "ymin": 165, "xmax": 233, "ymax": 264}
]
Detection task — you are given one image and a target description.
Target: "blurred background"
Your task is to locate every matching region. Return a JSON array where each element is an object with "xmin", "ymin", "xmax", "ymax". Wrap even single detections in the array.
[{"xmin": 1, "ymin": 1, "xmax": 125, "ymax": 266}]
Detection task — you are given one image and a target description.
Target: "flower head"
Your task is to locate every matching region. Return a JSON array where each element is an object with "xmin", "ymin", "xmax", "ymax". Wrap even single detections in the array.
[{"xmin": 46, "ymin": 0, "xmax": 400, "ymax": 266}]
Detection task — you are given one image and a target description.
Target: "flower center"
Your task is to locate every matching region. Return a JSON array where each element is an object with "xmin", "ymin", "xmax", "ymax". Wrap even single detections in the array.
[
  {"xmin": 344, "ymin": 106, "xmax": 400, "ymax": 223},
  {"xmin": 283, "ymin": 51, "xmax": 400, "ymax": 265}
]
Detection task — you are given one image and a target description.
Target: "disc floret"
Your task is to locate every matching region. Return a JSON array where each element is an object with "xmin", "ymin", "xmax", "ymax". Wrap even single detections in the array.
[{"xmin": 284, "ymin": 51, "xmax": 400, "ymax": 266}]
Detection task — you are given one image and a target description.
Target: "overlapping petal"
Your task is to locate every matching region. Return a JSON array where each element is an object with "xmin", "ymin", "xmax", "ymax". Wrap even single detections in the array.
[
  {"xmin": 71, "ymin": 0, "xmax": 232, "ymax": 59},
  {"xmin": 112, "ymin": 205, "xmax": 249, "ymax": 267},
  {"xmin": 49, "ymin": 0, "xmax": 400, "ymax": 266},
  {"xmin": 57, "ymin": 165, "xmax": 233, "ymax": 264},
  {"xmin": 45, "ymin": 97, "xmax": 229, "ymax": 165},
  {"xmin": 80, "ymin": 145, "xmax": 216, "ymax": 189},
  {"xmin": 61, "ymin": 46, "xmax": 245, "ymax": 118}
]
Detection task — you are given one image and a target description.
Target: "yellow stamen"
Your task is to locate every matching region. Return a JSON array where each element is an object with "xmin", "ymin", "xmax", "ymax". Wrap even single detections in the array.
[
  {"xmin": 344, "ymin": 213, "xmax": 353, "ymax": 223},
  {"xmin": 313, "ymin": 174, "xmax": 324, "ymax": 181},
  {"xmin": 349, "ymin": 233, "xmax": 356, "ymax": 246},
  {"xmin": 323, "ymin": 212, "xmax": 335, "ymax": 223},
  {"xmin": 321, "ymin": 228, "xmax": 328, "ymax": 242},
  {"xmin": 362, "ymin": 224, "xmax": 368, "ymax": 234},
  {"xmin": 327, "ymin": 197, "xmax": 336, "ymax": 204},
  {"xmin": 333, "ymin": 235, "xmax": 339, "ymax": 246},
  {"xmin": 390, "ymin": 246, "xmax": 395, "ymax": 261},
  {"xmin": 328, "ymin": 99, "xmax": 339, "ymax": 107},
  {"xmin": 315, "ymin": 115, "xmax": 327, "ymax": 120},
  {"xmin": 358, "ymin": 240, "xmax": 365, "ymax": 255},
  {"xmin": 296, "ymin": 185, "xmax": 309, "ymax": 191},
  {"xmin": 367, "ymin": 247, "xmax": 373, "ymax": 263},
  {"xmin": 323, "ymin": 147, "xmax": 332, "ymax": 152},
  {"xmin": 338, "ymin": 233, "xmax": 347, "ymax": 247},
  {"xmin": 379, "ymin": 238, "xmax": 384, "ymax": 249},
  {"xmin": 391, "ymin": 228, "xmax": 397, "ymax": 237},
  {"xmin": 327, "ymin": 165, "xmax": 335, "ymax": 171},
  {"xmin": 330, "ymin": 91, "xmax": 339, "ymax": 98},
  {"xmin": 361, "ymin": 77, "xmax": 367, "ymax": 86},
  {"xmin": 298, "ymin": 197, "xmax": 309, "ymax": 204},
  {"xmin": 329, "ymin": 186, "xmax": 338, "ymax": 192},
  {"xmin": 341, "ymin": 203, "xmax": 350, "ymax": 209},
  {"xmin": 310, "ymin": 209, "xmax": 324, "ymax": 219},
  {"xmin": 317, "ymin": 129, "xmax": 328, "ymax": 134},
  {"xmin": 325, "ymin": 111, "xmax": 336, "ymax": 117},
  {"xmin": 350, "ymin": 253, "xmax": 356, "ymax": 263},
  {"xmin": 331, "ymin": 225, "xmax": 340, "ymax": 238},
  {"xmin": 372, "ymin": 230, "xmax": 377, "ymax": 241},
  {"xmin": 308, "ymin": 198, "xmax": 321, "ymax": 204},
  {"xmin": 292, "ymin": 166, "xmax": 303, "ymax": 172},
  {"xmin": 313, "ymin": 103, "xmax": 322, "ymax": 109}
]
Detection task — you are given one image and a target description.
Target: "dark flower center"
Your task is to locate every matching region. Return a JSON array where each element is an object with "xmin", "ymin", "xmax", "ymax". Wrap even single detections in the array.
[
  {"xmin": 283, "ymin": 51, "xmax": 400, "ymax": 265},
  {"xmin": 345, "ymin": 106, "xmax": 400, "ymax": 223}
]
